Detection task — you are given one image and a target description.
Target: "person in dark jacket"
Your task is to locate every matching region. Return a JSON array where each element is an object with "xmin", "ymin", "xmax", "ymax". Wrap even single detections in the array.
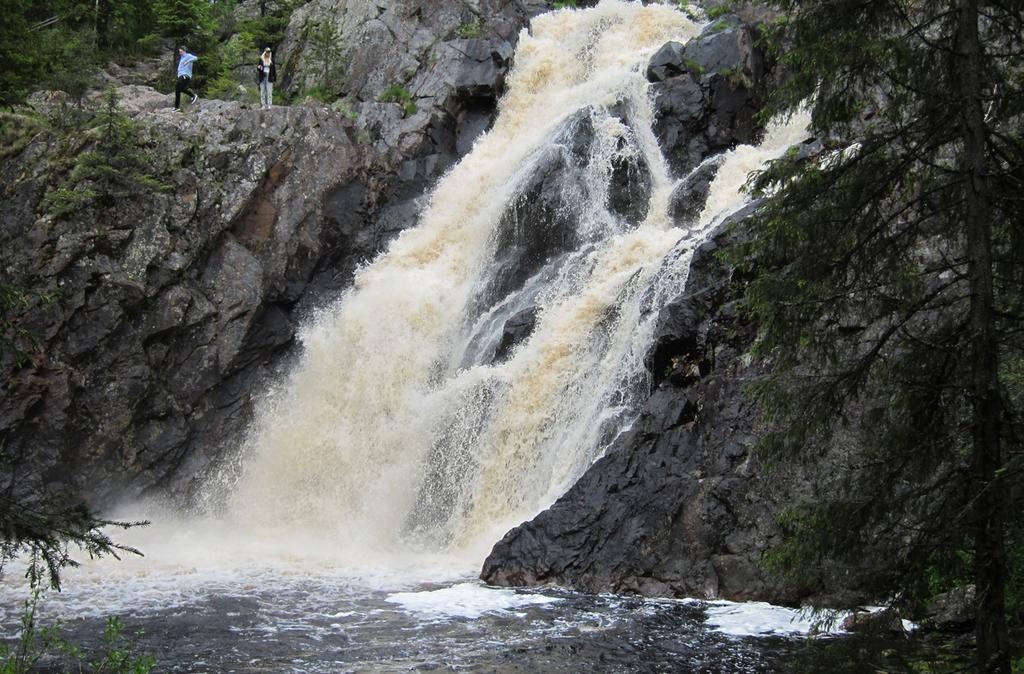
[{"xmin": 257, "ymin": 47, "xmax": 277, "ymax": 109}]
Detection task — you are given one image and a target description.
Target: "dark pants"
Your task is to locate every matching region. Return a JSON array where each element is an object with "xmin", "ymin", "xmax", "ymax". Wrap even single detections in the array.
[{"xmin": 175, "ymin": 75, "xmax": 194, "ymax": 109}]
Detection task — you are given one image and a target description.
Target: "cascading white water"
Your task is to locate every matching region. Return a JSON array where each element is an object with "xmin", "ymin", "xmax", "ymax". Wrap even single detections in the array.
[
  {"xmin": 219, "ymin": 2, "xmax": 702, "ymax": 562},
  {"xmin": 208, "ymin": 1, "xmax": 813, "ymax": 566}
]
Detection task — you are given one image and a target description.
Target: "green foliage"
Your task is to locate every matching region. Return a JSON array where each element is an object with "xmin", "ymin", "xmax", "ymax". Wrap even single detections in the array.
[
  {"xmin": 1007, "ymin": 538, "xmax": 1024, "ymax": 625},
  {"xmin": 0, "ymin": 587, "xmax": 58, "ymax": 674},
  {"xmin": 737, "ymin": 0, "xmax": 1023, "ymax": 667},
  {"xmin": 205, "ymin": 33, "xmax": 249, "ymax": 102},
  {"xmin": 154, "ymin": 0, "xmax": 211, "ymax": 45},
  {"xmin": 456, "ymin": 18, "xmax": 483, "ymax": 39},
  {"xmin": 234, "ymin": 1, "xmax": 301, "ymax": 58},
  {"xmin": 717, "ymin": 64, "xmax": 750, "ymax": 88},
  {"xmin": 553, "ymin": 1, "xmax": 578, "ymax": 9},
  {"xmin": 682, "ymin": 58, "xmax": 706, "ymax": 75},
  {"xmin": 300, "ymin": 86, "xmax": 337, "ymax": 104},
  {"xmin": 0, "ymin": 1, "xmax": 171, "ymax": 107},
  {"xmin": 41, "ymin": 187, "xmax": 98, "ymax": 219},
  {"xmin": 379, "ymin": 84, "xmax": 417, "ymax": 117},
  {"xmin": 924, "ymin": 548, "xmax": 973, "ymax": 602},
  {"xmin": 86, "ymin": 617, "xmax": 157, "ymax": 673},
  {"xmin": 41, "ymin": 29, "xmax": 97, "ymax": 105},
  {"xmin": 760, "ymin": 506, "xmax": 827, "ymax": 582},
  {"xmin": 705, "ymin": 4, "xmax": 733, "ymax": 20},
  {"xmin": 0, "ymin": 111, "xmax": 46, "ymax": 159},
  {"xmin": 305, "ymin": 20, "xmax": 346, "ymax": 95},
  {"xmin": 41, "ymin": 87, "xmax": 166, "ymax": 220},
  {"xmin": 0, "ymin": 587, "xmax": 155, "ymax": 673},
  {"xmin": 706, "ymin": 19, "xmax": 732, "ymax": 35},
  {"xmin": 674, "ymin": 2, "xmax": 701, "ymax": 21},
  {"xmin": 331, "ymin": 100, "xmax": 359, "ymax": 120},
  {"xmin": 0, "ymin": 485, "xmax": 145, "ymax": 591},
  {"xmin": 237, "ymin": 15, "xmax": 288, "ymax": 53},
  {"xmin": 0, "ymin": 286, "xmax": 58, "ymax": 371}
]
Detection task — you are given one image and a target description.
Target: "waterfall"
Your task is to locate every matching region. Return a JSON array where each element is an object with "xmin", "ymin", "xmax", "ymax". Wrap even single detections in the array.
[{"xmin": 210, "ymin": 1, "xmax": 811, "ymax": 568}]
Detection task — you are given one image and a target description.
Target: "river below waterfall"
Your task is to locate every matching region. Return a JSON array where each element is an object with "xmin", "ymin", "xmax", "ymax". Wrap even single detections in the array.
[{"xmin": 1, "ymin": 563, "xmax": 932, "ymax": 673}]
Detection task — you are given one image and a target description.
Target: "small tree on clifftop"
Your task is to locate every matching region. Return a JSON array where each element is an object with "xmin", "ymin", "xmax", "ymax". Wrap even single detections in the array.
[{"xmin": 737, "ymin": 1, "xmax": 1023, "ymax": 671}]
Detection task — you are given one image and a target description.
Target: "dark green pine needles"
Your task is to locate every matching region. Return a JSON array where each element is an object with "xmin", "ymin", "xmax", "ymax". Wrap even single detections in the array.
[{"xmin": 731, "ymin": 1, "xmax": 1023, "ymax": 671}]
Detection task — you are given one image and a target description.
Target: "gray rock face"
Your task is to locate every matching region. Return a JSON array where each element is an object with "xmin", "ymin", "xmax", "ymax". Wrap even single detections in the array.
[
  {"xmin": 280, "ymin": 0, "xmax": 529, "ymax": 177},
  {"xmin": 1, "ymin": 96, "xmax": 367, "ymax": 506},
  {"xmin": 3, "ymin": 1, "xmax": 544, "ymax": 513},
  {"xmin": 926, "ymin": 586, "xmax": 977, "ymax": 631},
  {"xmin": 646, "ymin": 41, "xmax": 688, "ymax": 82},
  {"xmin": 481, "ymin": 221, "xmax": 791, "ymax": 602},
  {"xmin": 649, "ymin": 20, "xmax": 769, "ymax": 176}
]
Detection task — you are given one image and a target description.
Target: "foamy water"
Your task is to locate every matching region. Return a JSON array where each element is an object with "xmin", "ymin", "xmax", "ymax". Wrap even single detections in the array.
[{"xmin": 208, "ymin": 0, "xmax": 708, "ymax": 564}]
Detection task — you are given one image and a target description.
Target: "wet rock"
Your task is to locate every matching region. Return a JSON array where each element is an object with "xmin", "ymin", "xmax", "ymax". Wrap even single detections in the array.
[
  {"xmin": 493, "ymin": 307, "xmax": 538, "ymax": 363},
  {"xmin": 480, "ymin": 223, "xmax": 771, "ymax": 601},
  {"xmin": 926, "ymin": 586, "xmax": 976, "ymax": 631},
  {"xmin": 476, "ymin": 106, "xmax": 651, "ymax": 313},
  {"xmin": 649, "ymin": 19, "xmax": 770, "ymax": 177},
  {"xmin": 452, "ymin": 38, "xmax": 515, "ymax": 101},
  {"xmin": 646, "ymin": 41, "xmax": 688, "ymax": 82},
  {"xmin": 682, "ymin": 24, "xmax": 746, "ymax": 78},
  {"xmin": 480, "ymin": 211, "xmax": 893, "ymax": 605},
  {"xmin": 840, "ymin": 609, "xmax": 906, "ymax": 634},
  {"xmin": 668, "ymin": 156, "xmax": 723, "ymax": 225},
  {"xmin": 607, "ymin": 104, "xmax": 653, "ymax": 224},
  {"xmin": 706, "ymin": 76, "xmax": 761, "ymax": 147}
]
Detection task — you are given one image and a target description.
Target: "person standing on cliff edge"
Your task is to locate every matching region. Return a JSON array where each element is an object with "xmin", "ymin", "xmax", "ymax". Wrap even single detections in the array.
[
  {"xmin": 256, "ymin": 47, "xmax": 276, "ymax": 109},
  {"xmin": 174, "ymin": 46, "xmax": 198, "ymax": 111}
]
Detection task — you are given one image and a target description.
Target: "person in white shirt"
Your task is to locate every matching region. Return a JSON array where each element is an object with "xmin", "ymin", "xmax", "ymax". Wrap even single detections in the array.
[{"xmin": 175, "ymin": 46, "xmax": 198, "ymax": 111}]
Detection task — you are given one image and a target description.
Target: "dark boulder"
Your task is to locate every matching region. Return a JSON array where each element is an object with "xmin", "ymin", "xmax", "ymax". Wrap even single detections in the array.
[
  {"xmin": 926, "ymin": 586, "xmax": 976, "ymax": 631},
  {"xmin": 668, "ymin": 155, "xmax": 723, "ymax": 225},
  {"xmin": 646, "ymin": 41, "xmax": 688, "ymax": 82},
  {"xmin": 492, "ymin": 306, "xmax": 538, "ymax": 363},
  {"xmin": 649, "ymin": 19, "xmax": 771, "ymax": 177}
]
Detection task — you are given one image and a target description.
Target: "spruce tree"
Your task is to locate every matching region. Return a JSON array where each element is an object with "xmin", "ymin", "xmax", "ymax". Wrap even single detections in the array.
[
  {"xmin": 738, "ymin": 1, "xmax": 1022, "ymax": 671},
  {"xmin": 42, "ymin": 87, "xmax": 165, "ymax": 220},
  {"xmin": 154, "ymin": 0, "xmax": 211, "ymax": 44}
]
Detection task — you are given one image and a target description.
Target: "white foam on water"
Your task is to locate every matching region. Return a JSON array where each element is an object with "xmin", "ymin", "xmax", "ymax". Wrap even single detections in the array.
[
  {"xmin": 698, "ymin": 110, "xmax": 812, "ymax": 227},
  {"xmin": 699, "ymin": 599, "xmax": 915, "ymax": 638},
  {"xmin": 702, "ymin": 600, "xmax": 824, "ymax": 637},
  {"xmin": 386, "ymin": 582, "xmax": 561, "ymax": 620}
]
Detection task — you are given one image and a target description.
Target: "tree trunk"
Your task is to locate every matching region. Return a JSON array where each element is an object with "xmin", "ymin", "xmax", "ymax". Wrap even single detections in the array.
[{"xmin": 956, "ymin": 1, "xmax": 1010, "ymax": 672}]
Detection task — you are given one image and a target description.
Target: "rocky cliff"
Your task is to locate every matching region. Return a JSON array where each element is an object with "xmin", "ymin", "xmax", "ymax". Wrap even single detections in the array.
[{"xmin": 0, "ymin": 0, "xmax": 543, "ymax": 510}]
